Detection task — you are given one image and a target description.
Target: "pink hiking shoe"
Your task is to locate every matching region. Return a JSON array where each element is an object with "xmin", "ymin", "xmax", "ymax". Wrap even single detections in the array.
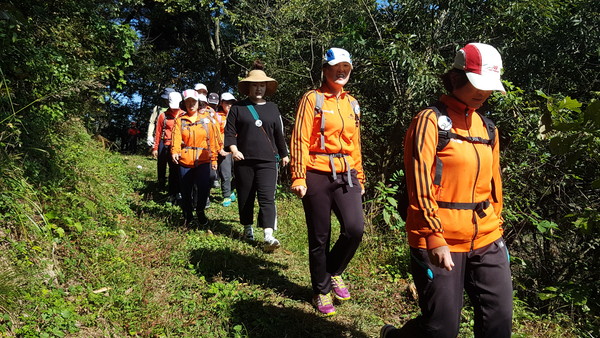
[
  {"xmin": 331, "ymin": 275, "xmax": 351, "ymax": 301},
  {"xmin": 312, "ymin": 293, "xmax": 336, "ymax": 316}
]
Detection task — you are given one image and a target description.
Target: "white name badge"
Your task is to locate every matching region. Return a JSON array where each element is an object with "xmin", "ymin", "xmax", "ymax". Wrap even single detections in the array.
[
  {"xmin": 255, "ymin": 119, "xmax": 263, "ymax": 127},
  {"xmin": 438, "ymin": 115, "xmax": 452, "ymax": 131}
]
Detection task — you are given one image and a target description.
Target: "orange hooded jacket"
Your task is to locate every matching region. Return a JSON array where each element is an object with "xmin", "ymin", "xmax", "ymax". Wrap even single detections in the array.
[
  {"xmin": 404, "ymin": 95, "xmax": 503, "ymax": 252},
  {"xmin": 290, "ymin": 86, "xmax": 364, "ymax": 189},
  {"xmin": 171, "ymin": 110, "xmax": 218, "ymax": 168}
]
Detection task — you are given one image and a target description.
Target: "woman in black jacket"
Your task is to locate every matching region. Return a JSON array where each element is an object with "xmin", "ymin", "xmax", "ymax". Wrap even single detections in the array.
[{"xmin": 225, "ymin": 61, "xmax": 289, "ymax": 251}]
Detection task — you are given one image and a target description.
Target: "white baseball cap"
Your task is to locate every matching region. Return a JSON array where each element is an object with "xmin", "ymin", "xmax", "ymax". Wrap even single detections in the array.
[
  {"xmin": 323, "ymin": 48, "xmax": 352, "ymax": 68},
  {"xmin": 453, "ymin": 43, "xmax": 505, "ymax": 93},
  {"xmin": 182, "ymin": 89, "xmax": 199, "ymax": 101},
  {"xmin": 194, "ymin": 83, "xmax": 208, "ymax": 92},
  {"xmin": 220, "ymin": 92, "xmax": 236, "ymax": 101},
  {"xmin": 168, "ymin": 91, "xmax": 182, "ymax": 109}
]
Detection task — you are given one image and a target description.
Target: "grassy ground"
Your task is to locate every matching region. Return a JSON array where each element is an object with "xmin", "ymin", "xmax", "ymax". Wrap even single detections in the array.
[
  {"xmin": 114, "ymin": 155, "xmax": 417, "ymax": 337},
  {"xmin": 2, "ymin": 154, "xmax": 580, "ymax": 337},
  {"xmin": 107, "ymin": 155, "xmax": 577, "ymax": 337}
]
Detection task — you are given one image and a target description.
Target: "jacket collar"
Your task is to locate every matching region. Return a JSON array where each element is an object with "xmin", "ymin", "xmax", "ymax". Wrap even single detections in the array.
[
  {"xmin": 440, "ymin": 94, "xmax": 477, "ymax": 117},
  {"xmin": 319, "ymin": 83, "xmax": 348, "ymax": 99}
]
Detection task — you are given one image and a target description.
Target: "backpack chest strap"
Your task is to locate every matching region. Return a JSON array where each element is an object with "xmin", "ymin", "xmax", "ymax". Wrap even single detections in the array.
[
  {"xmin": 437, "ymin": 200, "xmax": 490, "ymax": 218},
  {"xmin": 309, "ymin": 152, "xmax": 353, "ymax": 187}
]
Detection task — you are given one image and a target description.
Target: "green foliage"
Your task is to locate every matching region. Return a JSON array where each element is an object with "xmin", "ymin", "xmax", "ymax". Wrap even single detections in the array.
[
  {"xmin": 367, "ymin": 170, "xmax": 405, "ymax": 232},
  {"xmin": 0, "ymin": 0, "xmax": 598, "ymax": 335}
]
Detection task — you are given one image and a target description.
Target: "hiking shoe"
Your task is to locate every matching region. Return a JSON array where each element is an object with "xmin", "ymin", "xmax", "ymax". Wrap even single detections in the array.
[
  {"xmin": 183, "ymin": 219, "xmax": 198, "ymax": 228},
  {"xmin": 198, "ymin": 214, "xmax": 209, "ymax": 226},
  {"xmin": 331, "ymin": 275, "xmax": 350, "ymax": 301},
  {"xmin": 243, "ymin": 226, "xmax": 254, "ymax": 241},
  {"xmin": 222, "ymin": 198, "xmax": 232, "ymax": 207},
  {"xmin": 312, "ymin": 293, "xmax": 336, "ymax": 316},
  {"xmin": 230, "ymin": 192, "xmax": 236, "ymax": 202},
  {"xmin": 380, "ymin": 324, "xmax": 397, "ymax": 338},
  {"xmin": 263, "ymin": 237, "xmax": 281, "ymax": 252}
]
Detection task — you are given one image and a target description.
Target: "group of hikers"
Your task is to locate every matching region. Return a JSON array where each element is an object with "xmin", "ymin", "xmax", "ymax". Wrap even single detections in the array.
[{"xmin": 145, "ymin": 44, "xmax": 513, "ymax": 337}]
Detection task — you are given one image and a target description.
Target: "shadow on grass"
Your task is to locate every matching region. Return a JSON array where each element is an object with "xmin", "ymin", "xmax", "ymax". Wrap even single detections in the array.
[
  {"xmin": 190, "ymin": 247, "xmax": 312, "ymax": 302},
  {"xmin": 231, "ymin": 299, "xmax": 370, "ymax": 338}
]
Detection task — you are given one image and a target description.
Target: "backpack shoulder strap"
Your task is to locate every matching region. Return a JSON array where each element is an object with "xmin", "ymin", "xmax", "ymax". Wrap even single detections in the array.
[
  {"xmin": 348, "ymin": 95, "xmax": 360, "ymax": 126},
  {"xmin": 313, "ymin": 91, "xmax": 326, "ymax": 150},
  {"xmin": 428, "ymin": 101, "xmax": 447, "ymax": 186},
  {"xmin": 477, "ymin": 112, "xmax": 497, "ymax": 147},
  {"xmin": 314, "ymin": 90, "xmax": 324, "ymax": 115},
  {"xmin": 428, "ymin": 101, "xmax": 450, "ymax": 153}
]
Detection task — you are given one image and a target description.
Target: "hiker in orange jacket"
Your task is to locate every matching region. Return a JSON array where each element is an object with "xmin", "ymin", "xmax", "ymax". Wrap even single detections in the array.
[
  {"xmin": 381, "ymin": 43, "xmax": 512, "ymax": 338},
  {"xmin": 171, "ymin": 89, "xmax": 219, "ymax": 227},
  {"xmin": 198, "ymin": 91, "xmax": 222, "ymax": 209},
  {"xmin": 152, "ymin": 91, "xmax": 183, "ymax": 202},
  {"xmin": 290, "ymin": 48, "xmax": 365, "ymax": 316}
]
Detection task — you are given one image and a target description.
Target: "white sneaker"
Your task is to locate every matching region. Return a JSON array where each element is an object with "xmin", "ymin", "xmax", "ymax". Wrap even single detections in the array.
[
  {"xmin": 263, "ymin": 237, "xmax": 280, "ymax": 252},
  {"xmin": 243, "ymin": 226, "xmax": 254, "ymax": 241}
]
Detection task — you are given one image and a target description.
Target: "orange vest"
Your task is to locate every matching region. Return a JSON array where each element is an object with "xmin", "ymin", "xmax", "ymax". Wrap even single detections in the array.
[
  {"xmin": 171, "ymin": 111, "xmax": 218, "ymax": 167},
  {"xmin": 404, "ymin": 95, "xmax": 504, "ymax": 252}
]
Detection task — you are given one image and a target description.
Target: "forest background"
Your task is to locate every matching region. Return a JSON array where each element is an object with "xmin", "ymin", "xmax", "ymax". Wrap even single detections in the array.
[{"xmin": 0, "ymin": 0, "xmax": 598, "ymax": 336}]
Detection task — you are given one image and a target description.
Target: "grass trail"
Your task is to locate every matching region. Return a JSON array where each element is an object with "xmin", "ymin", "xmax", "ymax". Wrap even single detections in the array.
[
  {"xmin": 116, "ymin": 154, "xmax": 414, "ymax": 337},
  {"xmin": 58, "ymin": 154, "xmax": 576, "ymax": 337}
]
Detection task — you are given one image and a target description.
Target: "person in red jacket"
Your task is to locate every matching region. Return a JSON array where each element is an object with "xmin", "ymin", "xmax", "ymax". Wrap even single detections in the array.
[
  {"xmin": 152, "ymin": 91, "xmax": 183, "ymax": 202},
  {"xmin": 290, "ymin": 48, "xmax": 365, "ymax": 316},
  {"xmin": 172, "ymin": 89, "xmax": 219, "ymax": 227},
  {"xmin": 381, "ymin": 43, "xmax": 512, "ymax": 338}
]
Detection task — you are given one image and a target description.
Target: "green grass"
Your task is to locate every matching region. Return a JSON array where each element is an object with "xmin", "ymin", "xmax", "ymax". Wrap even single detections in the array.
[{"xmin": 0, "ymin": 153, "xmax": 582, "ymax": 337}]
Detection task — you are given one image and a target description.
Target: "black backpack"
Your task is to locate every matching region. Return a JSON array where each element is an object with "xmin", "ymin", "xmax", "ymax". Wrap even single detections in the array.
[{"xmin": 398, "ymin": 102, "xmax": 496, "ymax": 221}]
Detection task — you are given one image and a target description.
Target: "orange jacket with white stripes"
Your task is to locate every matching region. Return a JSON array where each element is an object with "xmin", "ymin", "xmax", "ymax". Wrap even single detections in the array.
[
  {"xmin": 171, "ymin": 110, "xmax": 219, "ymax": 168},
  {"xmin": 290, "ymin": 85, "xmax": 364, "ymax": 189},
  {"xmin": 403, "ymin": 94, "xmax": 504, "ymax": 252}
]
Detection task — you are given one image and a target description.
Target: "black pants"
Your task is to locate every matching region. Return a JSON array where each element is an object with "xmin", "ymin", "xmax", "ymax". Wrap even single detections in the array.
[
  {"xmin": 234, "ymin": 160, "xmax": 277, "ymax": 228},
  {"xmin": 179, "ymin": 163, "xmax": 211, "ymax": 222},
  {"xmin": 389, "ymin": 238, "xmax": 513, "ymax": 338},
  {"xmin": 218, "ymin": 153, "xmax": 234, "ymax": 198},
  {"xmin": 302, "ymin": 170, "xmax": 364, "ymax": 295},
  {"xmin": 157, "ymin": 142, "xmax": 179, "ymax": 196}
]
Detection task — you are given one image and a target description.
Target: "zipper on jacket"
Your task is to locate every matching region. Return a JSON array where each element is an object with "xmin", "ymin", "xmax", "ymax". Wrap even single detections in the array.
[
  {"xmin": 337, "ymin": 97, "xmax": 345, "ymax": 172},
  {"xmin": 465, "ymin": 109, "xmax": 482, "ymax": 251}
]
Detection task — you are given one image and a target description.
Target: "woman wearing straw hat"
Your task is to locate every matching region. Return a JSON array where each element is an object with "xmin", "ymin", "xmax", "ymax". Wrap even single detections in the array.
[
  {"xmin": 224, "ymin": 61, "xmax": 289, "ymax": 251},
  {"xmin": 381, "ymin": 43, "xmax": 512, "ymax": 338},
  {"xmin": 290, "ymin": 48, "xmax": 365, "ymax": 316}
]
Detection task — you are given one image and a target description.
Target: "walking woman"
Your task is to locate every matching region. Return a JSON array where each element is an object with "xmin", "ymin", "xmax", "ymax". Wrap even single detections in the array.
[
  {"xmin": 152, "ymin": 90, "xmax": 183, "ymax": 203},
  {"xmin": 224, "ymin": 61, "xmax": 289, "ymax": 250},
  {"xmin": 381, "ymin": 43, "xmax": 512, "ymax": 337},
  {"xmin": 216, "ymin": 92, "xmax": 237, "ymax": 207},
  {"xmin": 290, "ymin": 48, "xmax": 365, "ymax": 316},
  {"xmin": 172, "ymin": 89, "xmax": 219, "ymax": 227}
]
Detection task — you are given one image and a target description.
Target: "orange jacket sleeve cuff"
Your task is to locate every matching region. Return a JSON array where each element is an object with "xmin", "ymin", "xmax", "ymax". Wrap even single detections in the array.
[
  {"xmin": 292, "ymin": 178, "xmax": 306, "ymax": 188},
  {"xmin": 425, "ymin": 232, "xmax": 447, "ymax": 250}
]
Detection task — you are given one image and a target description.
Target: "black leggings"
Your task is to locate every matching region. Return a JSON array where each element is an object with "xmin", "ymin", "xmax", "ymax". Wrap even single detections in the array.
[
  {"xmin": 234, "ymin": 160, "xmax": 277, "ymax": 228},
  {"xmin": 302, "ymin": 169, "xmax": 364, "ymax": 295}
]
